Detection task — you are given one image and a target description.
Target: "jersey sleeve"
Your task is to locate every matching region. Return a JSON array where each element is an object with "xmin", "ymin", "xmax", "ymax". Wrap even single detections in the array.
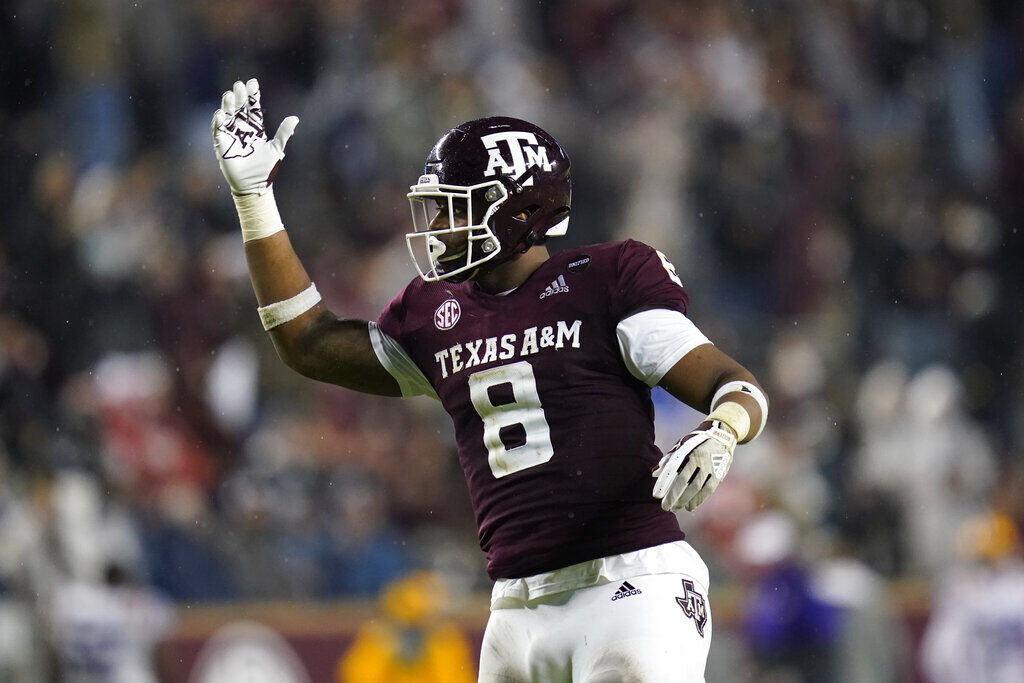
[
  {"xmin": 372, "ymin": 287, "xmax": 439, "ymax": 400},
  {"xmin": 610, "ymin": 239, "xmax": 690, "ymax": 321},
  {"xmin": 616, "ymin": 309, "xmax": 712, "ymax": 386}
]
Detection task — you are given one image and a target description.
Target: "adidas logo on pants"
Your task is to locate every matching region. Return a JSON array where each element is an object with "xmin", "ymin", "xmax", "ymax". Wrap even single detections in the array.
[{"xmin": 611, "ymin": 581, "xmax": 642, "ymax": 600}]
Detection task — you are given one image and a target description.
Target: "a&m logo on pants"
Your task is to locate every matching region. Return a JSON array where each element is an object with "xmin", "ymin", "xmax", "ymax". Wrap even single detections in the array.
[{"xmin": 676, "ymin": 579, "xmax": 708, "ymax": 637}]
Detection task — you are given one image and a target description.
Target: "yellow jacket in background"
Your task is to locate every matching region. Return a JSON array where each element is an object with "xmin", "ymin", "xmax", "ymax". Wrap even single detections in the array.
[{"xmin": 337, "ymin": 620, "xmax": 475, "ymax": 683}]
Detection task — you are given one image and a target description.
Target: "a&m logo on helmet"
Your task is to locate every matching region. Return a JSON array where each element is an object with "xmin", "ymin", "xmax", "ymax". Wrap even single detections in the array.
[
  {"xmin": 434, "ymin": 298, "xmax": 461, "ymax": 330},
  {"xmin": 481, "ymin": 132, "xmax": 553, "ymax": 186}
]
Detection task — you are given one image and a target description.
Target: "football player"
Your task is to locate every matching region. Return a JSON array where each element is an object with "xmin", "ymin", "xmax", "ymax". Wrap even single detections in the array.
[{"xmin": 213, "ymin": 78, "xmax": 768, "ymax": 682}]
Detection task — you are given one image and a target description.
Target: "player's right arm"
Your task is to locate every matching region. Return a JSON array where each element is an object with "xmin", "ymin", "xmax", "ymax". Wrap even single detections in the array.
[{"xmin": 213, "ymin": 78, "xmax": 400, "ymax": 396}]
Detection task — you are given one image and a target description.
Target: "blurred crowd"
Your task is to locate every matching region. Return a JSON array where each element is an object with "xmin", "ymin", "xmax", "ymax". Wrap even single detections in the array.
[{"xmin": 2, "ymin": 0, "xmax": 1024, "ymax": 679}]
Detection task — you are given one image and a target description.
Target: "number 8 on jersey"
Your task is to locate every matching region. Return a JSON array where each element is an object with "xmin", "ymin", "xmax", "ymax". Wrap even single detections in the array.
[{"xmin": 468, "ymin": 361, "xmax": 554, "ymax": 478}]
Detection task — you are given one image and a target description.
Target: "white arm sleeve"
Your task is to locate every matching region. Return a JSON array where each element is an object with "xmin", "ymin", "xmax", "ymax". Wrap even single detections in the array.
[
  {"xmin": 616, "ymin": 309, "xmax": 712, "ymax": 386},
  {"xmin": 367, "ymin": 322, "xmax": 439, "ymax": 400}
]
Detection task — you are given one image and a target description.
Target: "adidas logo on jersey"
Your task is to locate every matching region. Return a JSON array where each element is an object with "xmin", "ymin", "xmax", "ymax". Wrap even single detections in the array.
[
  {"xmin": 540, "ymin": 274, "xmax": 570, "ymax": 299},
  {"xmin": 610, "ymin": 581, "xmax": 642, "ymax": 601}
]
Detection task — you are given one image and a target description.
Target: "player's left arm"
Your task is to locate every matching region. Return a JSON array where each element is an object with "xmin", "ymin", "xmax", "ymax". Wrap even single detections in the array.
[
  {"xmin": 611, "ymin": 240, "xmax": 767, "ymax": 512},
  {"xmin": 658, "ymin": 343, "xmax": 765, "ymax": 441},
  {"xmin": 652, "ymin": 343, "xmax": 769, "ymax": 513}
]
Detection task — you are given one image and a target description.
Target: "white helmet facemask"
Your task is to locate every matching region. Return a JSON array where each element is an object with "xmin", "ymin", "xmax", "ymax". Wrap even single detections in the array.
[{"xmin": 406, "ymin": 174, "xmax": 509, "ymax": 282}]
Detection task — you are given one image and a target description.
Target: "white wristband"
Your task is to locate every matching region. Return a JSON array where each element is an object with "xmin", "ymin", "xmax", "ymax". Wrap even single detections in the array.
[
  {"xmin": 233, "ymin": 188, "xmax": 285, "ymax": 242},
  {"xmin": 257, "ymin": 283, "xmax": 321, "ymax": 330},
  {"xmin": 712, "ymin": 380, "xmax": 768, "ymax": 440}
]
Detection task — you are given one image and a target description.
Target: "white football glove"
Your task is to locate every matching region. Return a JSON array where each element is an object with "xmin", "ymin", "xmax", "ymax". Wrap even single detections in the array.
[
  {"xmin": 652, "ymin": 420, "xmax": 737, "ymax": 512},
  {"xmin": 212, "ymin": 78, "xmax": 299, "ymax": 196}
]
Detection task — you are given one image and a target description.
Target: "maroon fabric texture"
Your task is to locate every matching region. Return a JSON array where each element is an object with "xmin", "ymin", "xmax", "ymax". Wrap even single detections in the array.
[{"xmin": 378, "ymin": 240, "xmax": 690, "ymax": 579}]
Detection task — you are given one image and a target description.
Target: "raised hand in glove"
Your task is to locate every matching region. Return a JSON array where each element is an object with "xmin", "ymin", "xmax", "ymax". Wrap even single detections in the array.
[
  {"xmin": 212, "ymin": 78, "xmax": 298, "ymax": 196},
  {"xmin": 652, "ymin": 420, "xmax": 737, "ymax": 513}
]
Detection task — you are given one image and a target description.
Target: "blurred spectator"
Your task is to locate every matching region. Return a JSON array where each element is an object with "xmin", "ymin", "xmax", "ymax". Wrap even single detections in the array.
[
  {"xmin": 139, "ymin": 483, "xmax": 238, "ymax": 601},
  {"xmin": 856, "ymin": 363, "xmax": 996, "ymax": 574},
  {"xmin": 735, "ymin": 511, "xmax": 839, "ymax": 682},
  {"xmin": 337, "ymin": 570, "xmax": 475, "ymax": 683},
  {"xmin": 0, "ymin": 468, "xmax": 54, "ymax": 680},
  {"xmin": 319, "ymin": 470, "xmax": 412, "ymax": 598},
  {"xmin": 49, "ymin": 562, "xmax": 175, "ymax": 683},
  {"xmin": 811, "ymin": 520, "xmax": 911, "ymax": 682},
  {"xmin": 921, "ymin": 512, "xmax": 1024, "ymax": 683},
  {"xmin": 188, "ymin": 620, "xmax": 312, "ymax": 683}
]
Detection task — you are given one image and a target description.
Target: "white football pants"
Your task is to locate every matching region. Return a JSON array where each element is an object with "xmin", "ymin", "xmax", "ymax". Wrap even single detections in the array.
[{"xmin": 478, "ymin": 571, "xmax": 712, "ymax": 682}]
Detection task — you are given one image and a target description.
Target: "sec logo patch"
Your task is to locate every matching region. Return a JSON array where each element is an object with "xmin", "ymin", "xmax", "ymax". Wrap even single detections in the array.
[{"xmin": 434, "ymin": 299, "xmax": 461, "ymax": 330}]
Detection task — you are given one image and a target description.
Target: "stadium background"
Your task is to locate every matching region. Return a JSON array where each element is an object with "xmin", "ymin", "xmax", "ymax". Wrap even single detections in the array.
[{"xmin": 2, "ymin": 0, "xmax": 1023, "ymax": 680}]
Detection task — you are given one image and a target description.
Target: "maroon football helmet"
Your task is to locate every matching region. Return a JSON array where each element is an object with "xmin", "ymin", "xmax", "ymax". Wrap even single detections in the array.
[{"xmin": 406, "ymin": 116, "xmax": 572, "ymax": 282}]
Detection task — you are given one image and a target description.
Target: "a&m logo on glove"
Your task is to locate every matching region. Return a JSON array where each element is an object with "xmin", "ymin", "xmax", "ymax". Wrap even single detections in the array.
[
  {"xmin": 219, "ymin": 94, "xmax": 264, "ymax": 159},
  {"xmin": 212, "ymin": 78, "xmax": 298, "ymax": 196}
]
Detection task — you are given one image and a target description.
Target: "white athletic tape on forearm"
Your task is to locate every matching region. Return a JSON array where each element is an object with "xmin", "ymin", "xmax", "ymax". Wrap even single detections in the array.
[
  {"xmin": 711, "ymin": 380, "xmax": 768, "ymax": 439},
  {"xmin": 257, "ymin": 283, "xmax": 320, "ymax": 330},
  {"xmin": 233, "ymin": 187, "xmax": 285, "ymax": 242},
  {"xmin": 707, "ymin": 402, "xmax": 751, "ymax": 442}
]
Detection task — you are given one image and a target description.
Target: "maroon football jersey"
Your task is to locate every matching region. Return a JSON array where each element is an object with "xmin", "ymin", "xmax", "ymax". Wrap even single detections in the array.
[{"xmin": 377, "ymin": 240, "xmax": 691, "ymax": 579}]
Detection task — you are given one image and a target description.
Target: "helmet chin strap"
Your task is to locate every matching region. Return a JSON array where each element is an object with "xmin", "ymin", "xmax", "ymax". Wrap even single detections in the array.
[
  {"xmin": 514, "ymin": 229, "xmax": 543, "ymax": 254},
  {"xmin": 498, "ymin": 165, "xmax": 545, "ymax": 256},
  {"xmin": 509, "ymin": 165, "xmax": 539, "ymax": 192}
]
